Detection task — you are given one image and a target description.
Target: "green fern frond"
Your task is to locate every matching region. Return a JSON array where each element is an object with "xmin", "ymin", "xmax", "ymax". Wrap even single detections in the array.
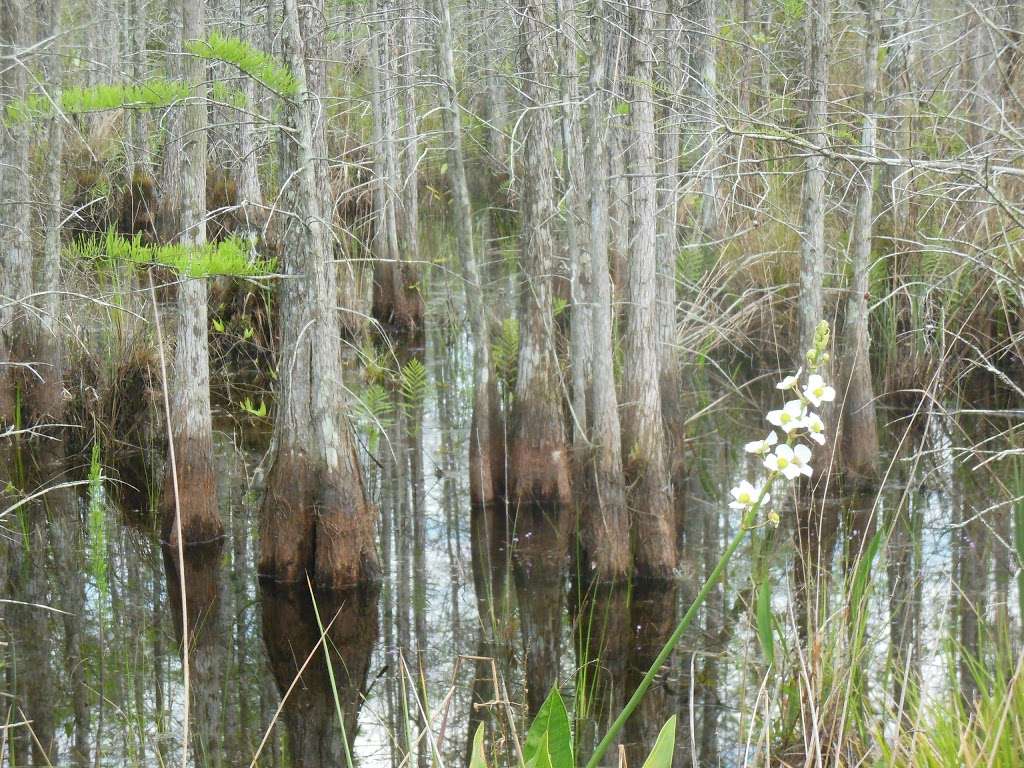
[
  {"xmin": 493, "ymin": 317, "xmax": 520, "ymax": 392},
  {"xmin": 359, "ymin": 340, "xmax": 391, "ymax": 384},
  {"xmin": 186, "ymin": 31, "xmax": 299, "ymax": 97},
  {"xmin": 356, "ymin": 382, "xmax": 395, "ymax": 431},
  {"xmin": 399, "ymin": 358, "xmax": 428, "ymax": 411}
]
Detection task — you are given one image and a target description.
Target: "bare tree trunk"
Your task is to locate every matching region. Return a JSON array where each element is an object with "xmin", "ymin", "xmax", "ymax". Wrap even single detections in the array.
[
  {"xmin": 26, "ymin": 0, "xmax": 66, "ymax": 425},
  {"xmin": 798, "ymin": 0, "xmax": 829, "ymax": 361},
  {"xmin": 658, "ymin": 0, "xmax": 687, "ymax": 546},
  {"xmin": 372, "ymin": 0, "xmax": 424, "ymax": 334},
  {"xmin": 236, "ymin": 0, "xmax": 265, "ymax": 237},
  {"xmin": 623, "ymin": 0, "xmax": 676, "ymax": 580},
  {"xmin": 581, "ymin": 0, "xmax": 629, "ymax": 582},
  {"xmin": 840, "ymin": 0, "xmax": 881, "ymax": 486},
  {"xmin": 260, "ymin": 0, "xmax": 379, "ymax": 589},
  {"xmin": 792, "ymin": 0, "xmax": 837, "ymax": 648},
  {"xmin": 0, "ymin": 0, "xmax": 33, "ymax": 424},
  {"xmin": 431, "ymin": 0, "xmax": 504, "ymax": 507},
  {"xmin": 696, "ymin": 0, "xmax": 721, "ymax": 245},
  {"xmin": 160, "ymin": 0, "xmax": 223, "ymax": 545},
  {"xmin": 556, "ymin": 0, "xmax": 590, "ymax": 446},
  {"xmin": 399, "ymin": 0, "xmax": 421, "ymax": 324},
  {"xmin": 125, "ymin": 0, "xmax": 151, "ymax": 172},
  {"xmin": 157, "ymin": 0, "xmax": 185, "ymax": 244},
  {"xmin": 509, "ymin": 0, "xmax": 571, "ymax": 507},
  {"xmin": 482, "ymin": 4, "xmax": 510, "ymax": 176}
]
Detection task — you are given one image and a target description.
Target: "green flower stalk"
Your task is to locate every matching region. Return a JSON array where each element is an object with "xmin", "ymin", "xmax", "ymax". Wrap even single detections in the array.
[{"xmin": 585, "ymin": 321, "xmax": 834, "ymax": 768}]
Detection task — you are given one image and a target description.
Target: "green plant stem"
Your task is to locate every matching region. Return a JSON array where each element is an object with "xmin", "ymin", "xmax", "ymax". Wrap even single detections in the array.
[{"xmin": 584, "ymin": 502, "xmax": 761, "ymax": 768}]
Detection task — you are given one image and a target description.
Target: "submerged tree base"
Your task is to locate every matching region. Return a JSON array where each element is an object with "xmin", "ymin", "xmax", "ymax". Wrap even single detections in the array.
[
  {"xmin": 259, "ymin": 446, "xmax": 380, "ymax": 589},
  {"xmin": 160, "ymin": 445, "xmax": 223, "ymax": 546}
]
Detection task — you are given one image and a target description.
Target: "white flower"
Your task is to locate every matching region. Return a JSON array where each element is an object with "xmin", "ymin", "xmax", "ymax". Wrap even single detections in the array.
[
  {"xmin": 764, "ymin": 444, "xmax": 803, "ymax": 480},
  {"xmin": 803, "ymin": 374, "xmax": 836, "ymax": 407},
  {"xmin": 791, "ymin": 443, "xmax": 813, "ymax": 477},
  {"xmin": 776, "ymin": 368, "xmax": 802, "ymax": 390},
  {"xmin": 729, "ymin": 480, "xmax": 768, "ymax": 510},
  {"xmin": 766, "ymin": 399, "xmax": 806, "ymax": 434},
  {"xmin": 744, "ymin": 431, "xmax": 778, "ymax": 455},
  {"xmin": 804, "ymin": 412, "xmax": 826, "ymax": 445}
]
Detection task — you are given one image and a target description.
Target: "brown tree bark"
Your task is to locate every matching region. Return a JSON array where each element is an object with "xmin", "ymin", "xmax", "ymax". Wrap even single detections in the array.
[
  {"xmin": 159, "ymin": 0, "xmax": 223, "ymax": 546},
  {"xmin": 840, "ymin": 0, "xmax": 881, "ymax": 486},
  {"xmin": 508, "ymin": 0, "xmax": 571, "ymax": 507},
  {"xmin": 260, "ymin": 0, "xmax": 379, "ymax": 590},
  {"xmin": 623, "ymin": 0, "xmax": 676, "ymax": 580}
]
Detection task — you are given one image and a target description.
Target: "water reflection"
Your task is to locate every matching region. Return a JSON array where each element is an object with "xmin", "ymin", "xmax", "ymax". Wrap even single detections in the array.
[
  {"xmin": 1, "ymin": 374, "xmax": 1019, "ymax": 767},
  {"xmin": 511, "ymin": 502, "xmax": 569, "ymax": 717},
  {"xmin": 163, "ymin": 542, "xmax": 227, "ymax": 766},
  {"xmin": 260, "ymin": 580, "xmax": 379, "ymax": 767}
]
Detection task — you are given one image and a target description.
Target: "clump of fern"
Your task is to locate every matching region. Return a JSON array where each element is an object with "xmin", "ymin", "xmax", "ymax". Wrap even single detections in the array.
[
  {"xmin": 186, "ymin": 31, "xmax": 298, "ymax": 97},
  {"xmin": 5, "ymin": 79, "xmax": 189, "ymax": 124}
]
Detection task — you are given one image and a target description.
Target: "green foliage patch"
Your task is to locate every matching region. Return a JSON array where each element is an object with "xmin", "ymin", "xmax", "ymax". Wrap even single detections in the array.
[
  {"xmin": 5, "ymin": 79, "xmax": 189, "ymax": 124},
  {"xmin": 186, "ymin": 31, "xmax": 299, "ymax": 97},
  {"xmin": 69, "ymin": 230, "xmax": 275, "ymax": 278}
]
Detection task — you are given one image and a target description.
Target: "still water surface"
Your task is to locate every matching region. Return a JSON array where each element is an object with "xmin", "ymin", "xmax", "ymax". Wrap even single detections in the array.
[{"xmin": 1, "ymin": 321, "xmax": 1014, "ymax": 767}]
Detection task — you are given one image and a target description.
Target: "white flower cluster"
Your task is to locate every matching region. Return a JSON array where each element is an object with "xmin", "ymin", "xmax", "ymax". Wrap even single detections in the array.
[{"xmin": 728, "ymin": 323, "xmax": 834, "ymax": 526}]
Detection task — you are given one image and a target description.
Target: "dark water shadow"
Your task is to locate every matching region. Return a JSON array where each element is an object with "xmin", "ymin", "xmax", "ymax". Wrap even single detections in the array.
[{"xmin": 259, "ymin": 579, "xmax": 380, "ymax": 767}]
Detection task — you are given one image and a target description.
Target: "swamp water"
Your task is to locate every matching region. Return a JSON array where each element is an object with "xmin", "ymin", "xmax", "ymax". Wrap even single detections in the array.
[{"xmin": 1, "ymin": 317, "xmax": 1020, "ymax": 767}]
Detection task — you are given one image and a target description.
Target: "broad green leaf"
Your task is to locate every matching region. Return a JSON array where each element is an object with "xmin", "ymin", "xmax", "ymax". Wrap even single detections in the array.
[
  {"xmin": 757, "ymin": 578, "xmax": 774, "ymax": 666},
  {"xmin": 470, "ymin": 723, "xmax": 488, "ymax": 768},
  {"xmin": 532, "ymin": 733, "xmax": 554, "ymax": 768},
  {"xmin": 641, "ymin": 715, "xmax": 677, "ymax": 768},
  {"xmin": 522, "ymin": 688, "xmax": 573, "ymax": 768}
]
